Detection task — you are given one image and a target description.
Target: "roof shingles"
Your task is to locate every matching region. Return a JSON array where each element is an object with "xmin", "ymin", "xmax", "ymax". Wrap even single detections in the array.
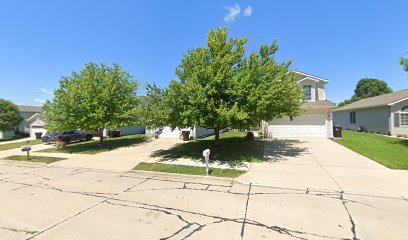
[{"xmin": 334, "ymin": 89, "xmax": 408, "ymax": 112}]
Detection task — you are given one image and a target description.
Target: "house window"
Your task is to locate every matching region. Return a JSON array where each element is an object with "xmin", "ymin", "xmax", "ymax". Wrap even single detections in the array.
[
  {"xmin": 303, "ymin": 85, "xmax": 312, "ymax": 100},
  {"xmin": 349, "ymin": 111, "xmax": 356, "ymax": 124},
  {"xmin": 401, "ymin": 106, "xmax": 408, "ymax": 126}
]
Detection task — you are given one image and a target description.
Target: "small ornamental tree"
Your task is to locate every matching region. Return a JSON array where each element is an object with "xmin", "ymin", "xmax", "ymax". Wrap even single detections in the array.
[
  {"xmin": 145, "ymin": 27, "xmax": 303, "ymax": 145},
  {"xmin": 43, "ymin": 62, "xmax": 140, "ymax": 144},
  {"xmin": 0, "ymin": 99, "xmax": 24, "ymax": 132}
]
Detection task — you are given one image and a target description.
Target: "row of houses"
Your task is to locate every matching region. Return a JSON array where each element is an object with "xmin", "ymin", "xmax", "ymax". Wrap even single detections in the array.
[{"xmin": 2, "ymin": 72, "xmax": 407, "ymax": 140}]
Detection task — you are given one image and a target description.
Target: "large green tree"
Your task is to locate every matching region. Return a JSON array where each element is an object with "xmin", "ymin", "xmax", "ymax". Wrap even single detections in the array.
[
  {"xmin": 44, "ymin": 62, "xmax": 140, "ymax": 144},
  {"xmin": 0, "ymin": 99, "xmax": 24, "ymax": 132},
  {"xmin": 338, "ymin": 78, "xmax": 393, "ymax": 107},
  {"xmin": 144, "ymin": 27, "xmax": 303, "ymax": 143}
]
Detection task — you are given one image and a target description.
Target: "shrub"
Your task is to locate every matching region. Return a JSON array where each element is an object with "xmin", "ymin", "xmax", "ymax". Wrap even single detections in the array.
[
  {"xmin": 257, "ymin": 129, "xmax": 263, "ymax": 137},
  {"xmin": 244, "ymin": 132, "xmax": 254, "ymax": 141}
]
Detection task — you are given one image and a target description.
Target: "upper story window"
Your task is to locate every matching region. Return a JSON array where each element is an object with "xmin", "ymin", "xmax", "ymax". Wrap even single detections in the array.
[
  {"xmin": 349, "ymin": 111, "xmax": 356, "ymax": 124},
  {"xmin": 303, "ymin": 85, "xmax": 312, "ymax": 100},
  {"xmin": 401, "ymin": 106, "xmax": 408, "ymax": 126}
]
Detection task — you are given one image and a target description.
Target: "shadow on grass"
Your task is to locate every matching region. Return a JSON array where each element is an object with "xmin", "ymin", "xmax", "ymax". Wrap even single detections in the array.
[
  {"xmin": 152, "ymin": 136, "xmax": 264, "ymax": 163},
  {"xmin": 263, "ymin": 139, "xmax": 308, "ymax": 163},
  {"xmin": 39, "ymin": 135, "xmax": 148, "ymax": 154}
]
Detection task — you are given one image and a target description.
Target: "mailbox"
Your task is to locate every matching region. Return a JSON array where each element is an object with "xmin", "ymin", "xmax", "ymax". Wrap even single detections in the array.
[
  {"xmin": 20, "ymin": 146, "xmax": 32, "ymax": 152},
  {"xmin": 202, "ymin": 149, "xmax": 210, "ymax": 175},
  {"xmin": 202, "ymin": 149, "xmax": 210, "ymax": 157}
]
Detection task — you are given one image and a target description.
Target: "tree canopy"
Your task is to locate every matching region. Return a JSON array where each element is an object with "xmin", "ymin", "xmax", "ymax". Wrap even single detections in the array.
[
  {"xmin": 143, "ymin": 27, "xmax": 303, "ymax": 142},
  {"xmin": 0, "ymin": 99, "xmax": 24, "ymax": 132},
  {"xmin": 400, "ymin": 52, "xmax": 408, "ymax": 72},
  {"xmin": 44, "ymin": 62, "xmax": 140, "ymax": 144},
  {"xmin": 337, "ymin": 78, "xmax": 393, "ymax": 107}
]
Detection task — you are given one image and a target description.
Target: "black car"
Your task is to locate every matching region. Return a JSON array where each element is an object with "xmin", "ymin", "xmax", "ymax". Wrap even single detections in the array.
[{"xmin": 43, "ymin": 130, "xmax": 93, "ymax": 144}]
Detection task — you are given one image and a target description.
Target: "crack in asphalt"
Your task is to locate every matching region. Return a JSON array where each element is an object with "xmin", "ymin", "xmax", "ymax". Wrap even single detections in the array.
[
  {"xmin": 309, "ymin": 155, "xmax": 359, "ymax": 240},
  {"xmin": 0, "ymin": 226, "xmax": 38, "ymax": 235},
  {"xmin": 0, "ymin": 164, "xmax": 404, "ymax": 239},
  {"xmin": 240, "ymin": 183, "xmax": 251, "ymax": 239},
  {"xmin": 26, "ymin": 178, "xmax": 151, "ymax": 240}
]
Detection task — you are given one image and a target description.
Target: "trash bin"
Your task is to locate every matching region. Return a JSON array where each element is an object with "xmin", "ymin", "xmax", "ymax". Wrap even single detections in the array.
[
  {"xmin": 181, "ymin": 131, "xmax": 190, "ymax": 141},
  {"xmin": 333, "ymin": 126, "xmax": 342, "ymax": 138},
  {"xmin": 35, "ymin": 132, "xmax": 43, "ymax": 139}
]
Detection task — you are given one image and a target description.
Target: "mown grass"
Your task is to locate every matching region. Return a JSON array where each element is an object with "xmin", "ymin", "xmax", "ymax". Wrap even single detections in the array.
[
  {"xmin": 37, "ymin": 134, "xmax": 147, "ymax": 154},
  {"xmin": 3, "ymin": 155, "xmax": 67, "ymax": 164},
  {"xmin": 134, "ymin": 162, "xmax": 246, "ymax": 178},
  {"xmin": 0, "ymin": 139, "xmax": 43, "ymax": 151},
  {"xmin": 152, "ymin": 131, "xmax": 264, "ymax": 162},
  {"xmin": 335, "ymin": 130, "xmax": 408, "ymax": 169}
]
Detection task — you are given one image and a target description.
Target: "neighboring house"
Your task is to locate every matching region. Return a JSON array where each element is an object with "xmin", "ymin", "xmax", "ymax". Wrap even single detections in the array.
[
  {"xmin": 333, "ymin": 89, "xmax": 408, "ymax": 136},
  {"xmin": 262, "ymin": 71, "xmax": 336, "ymax": 139},
  {"xmin": 146, "ymin": 126, "xmax": 217, "ymax": 139},
  {"xmin": 0, "ymin": 105, "xmax": 46, "ymax": 139},
  {"xmin": 17, "ymin": 105, "xmax": 47, "ymax": 138}
]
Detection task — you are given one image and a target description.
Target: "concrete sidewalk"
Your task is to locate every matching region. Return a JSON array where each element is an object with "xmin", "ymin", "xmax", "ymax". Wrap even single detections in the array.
[{"xmin": 0, "ymin": 137, "xmax": 32, "ymax": 145}]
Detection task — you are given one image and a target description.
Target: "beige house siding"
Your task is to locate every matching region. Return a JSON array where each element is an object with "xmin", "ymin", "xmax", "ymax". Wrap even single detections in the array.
[
  {"xmin": 333, "ymin": 106, "xmax": 390, "ymax": 134},
  {"xmin": 299, "ymin": 79, "xmax": 316, "ymax": 101},
  {"xmin": 315, "ymin": 81, "xmax": 326, "ymax": 101},
  {"xmin": 390, "ymin": 99, "xmax": 408, "ymax": 135}
]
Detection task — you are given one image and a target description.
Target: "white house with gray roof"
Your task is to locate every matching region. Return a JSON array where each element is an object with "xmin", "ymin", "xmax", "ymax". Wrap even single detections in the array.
[
  {"xmin": 333, "ymin": 89, "xmax": 408, "ymax": 136},
  {"xmin": 0, "ymin": 105, "xmax": 47, "ymax": 139},
  {"xmin": 262, "ymin": 72, "xmax": 336, "ymax": 139}
]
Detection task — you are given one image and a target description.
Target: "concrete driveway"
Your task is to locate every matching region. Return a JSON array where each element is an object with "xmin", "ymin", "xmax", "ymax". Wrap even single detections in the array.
[
  {"xmin": 237, "ymin": 139, "xmax": 408, "ymax": 197},
  {"xmin": 0, "ymin": 139, "xmax": 407, "ymax": 239}
]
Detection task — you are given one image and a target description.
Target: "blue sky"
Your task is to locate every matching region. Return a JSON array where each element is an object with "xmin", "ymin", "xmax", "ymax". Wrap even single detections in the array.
[{"xmin": 0, "ymin": 0, "xmax": 407, "ymax": 106}]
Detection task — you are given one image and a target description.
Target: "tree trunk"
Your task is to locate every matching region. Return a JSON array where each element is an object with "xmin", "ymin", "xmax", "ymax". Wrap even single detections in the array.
[
  {"xmin": 99, "ymin": 128, "xmax": 104, "ymax": 145},
  {"xmin": 214, "ymin": 127, "xmax": 220, "ymax": 146}
]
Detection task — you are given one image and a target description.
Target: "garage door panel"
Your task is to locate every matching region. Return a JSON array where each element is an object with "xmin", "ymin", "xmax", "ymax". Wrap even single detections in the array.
[{"xmin": 268, "ymin": 115, "xmax": 327, "ymax": 139}]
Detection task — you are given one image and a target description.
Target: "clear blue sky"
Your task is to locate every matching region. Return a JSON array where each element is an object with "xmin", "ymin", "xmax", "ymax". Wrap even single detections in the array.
[{"xmin": 0, "ymin": 0, "xmax": 407, "ymax": 106}]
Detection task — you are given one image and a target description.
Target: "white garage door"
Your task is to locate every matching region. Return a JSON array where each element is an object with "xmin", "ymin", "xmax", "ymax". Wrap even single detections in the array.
[
  {"xmin": 160, "ymin": 127, "xmax": 182, "ymax": 139},
  {"xmin": 268, "ymin": 115, "xmax": 327, "ymax": 139},
  {"xmin": 30, "ymin": 126, "xmax": 47, "ymax": 138}
]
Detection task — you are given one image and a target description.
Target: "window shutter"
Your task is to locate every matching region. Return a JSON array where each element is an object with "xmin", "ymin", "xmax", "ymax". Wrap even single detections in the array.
[{"xmin": 394, "ymin": 112, "xmax": 400, "ymax": 127}]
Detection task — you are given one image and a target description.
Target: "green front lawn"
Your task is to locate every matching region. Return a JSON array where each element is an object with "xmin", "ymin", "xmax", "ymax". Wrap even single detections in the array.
[
  {"xmin": 3, "ymin": 155, "xmax": 67, "ymax": 164},
  {"xmin": 134, "ymin": 162, "xmax": 246, "ymax": 178},
  {"xmin": 0, "ymin": 139, "xmax": 43, "ymax": 151},
  {"xmin": 335, "ymin": 130, "xmax": 408, "ymax": 169},
  {"xmin": 37, "ymin": 134, "xmax": 147, "ymax": 154},
  {"xmin": 152, "ymin": 131, "xmax": 264, "ymax": 162}
]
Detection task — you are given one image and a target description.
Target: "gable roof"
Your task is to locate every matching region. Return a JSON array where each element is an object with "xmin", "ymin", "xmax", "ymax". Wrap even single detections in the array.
[
  {"xmin": 334, "ymin": 89, "xmax": 408, "ymax": 112},
  {"xmin": 294, "ymin": 71, "xmax": 329, "ymax": 83},
  {"xmin": 17, "ymin": 105, "xmax": 42, "ymax": 113}
]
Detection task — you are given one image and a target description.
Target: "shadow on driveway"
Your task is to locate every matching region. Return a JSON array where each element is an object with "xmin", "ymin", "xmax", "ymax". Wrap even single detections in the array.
[{"xmin": 263, "ymin": 139, "xmax": 309, "ymax": 163}]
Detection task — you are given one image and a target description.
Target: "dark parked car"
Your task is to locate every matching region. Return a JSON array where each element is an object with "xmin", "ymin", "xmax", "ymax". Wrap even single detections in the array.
[{"xmin": 42, "ymin": 130, "xmax": 93, "ymax": 144}]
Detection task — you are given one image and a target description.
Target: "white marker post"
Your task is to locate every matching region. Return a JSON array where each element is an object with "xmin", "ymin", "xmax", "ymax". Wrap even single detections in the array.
[
  {"xmin": 21, "ymin": 146, "xmax": 32, "ymax": 160},
  {"xmin": 202, "ymin": 149, "xmax": 210, "ymax": 176}
]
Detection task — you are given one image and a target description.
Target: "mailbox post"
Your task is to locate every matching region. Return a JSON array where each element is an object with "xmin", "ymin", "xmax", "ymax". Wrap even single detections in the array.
[
  {"xmin": 21, "ymin": 146, "xmax": 32, "ymax": 160},
  {"xmin": 202, "ymin": 149, "xmax": 210, "ymax": 176}
]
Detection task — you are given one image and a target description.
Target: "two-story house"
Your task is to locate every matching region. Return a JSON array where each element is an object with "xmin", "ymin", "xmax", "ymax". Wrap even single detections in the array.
[{"xmin": 262, "ymin": 72, "xmax": 336, "ymax": 139}]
